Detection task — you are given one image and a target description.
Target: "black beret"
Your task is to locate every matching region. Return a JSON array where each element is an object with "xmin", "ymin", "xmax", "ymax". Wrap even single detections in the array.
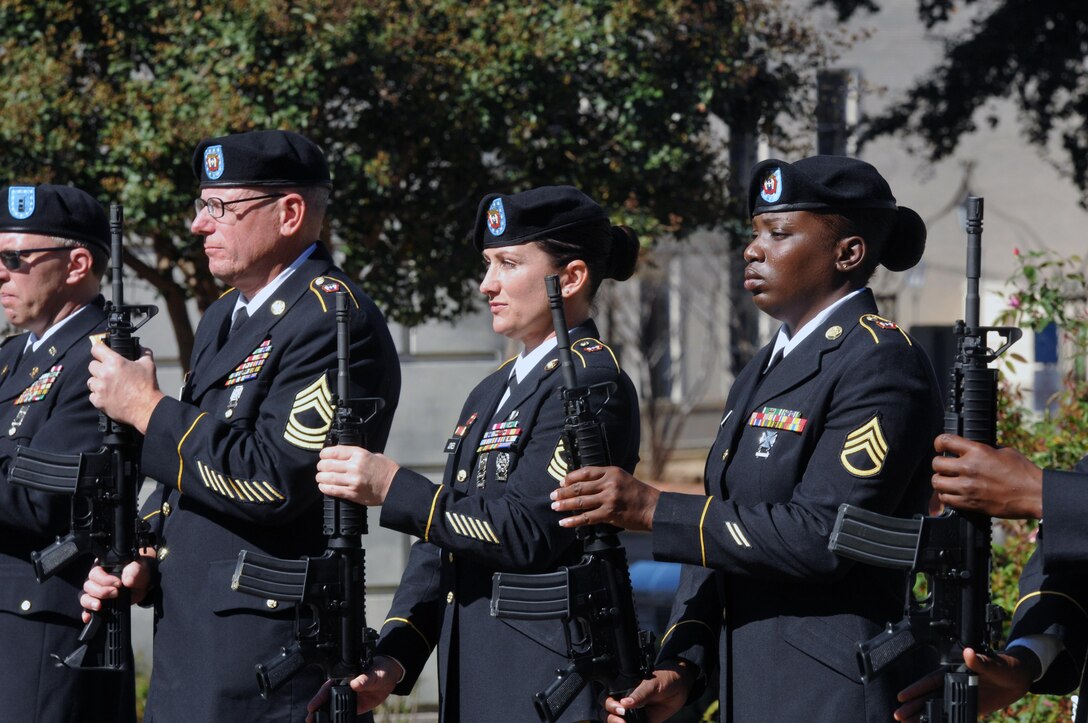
[
  {"xmin": 473, "ymin": 185, "xmax": 607, "ymax": 252},
  {"xmin": 192, "ymin": 129, "xmax": 332, "ymax": 189},
  {"xmin": 0, "ymin": 184, "xmax": 109, "ymax": 253},
  {"xmin": 748, "ymin": 155, "xmax": 926, "ymax": 271}
]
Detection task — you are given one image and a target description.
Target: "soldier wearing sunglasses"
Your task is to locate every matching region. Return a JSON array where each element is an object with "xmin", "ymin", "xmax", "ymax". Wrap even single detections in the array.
[
  {"xmin": 79, "ymin": 130, "xmax": 401, "ymax": 722},
  {"xmin": 0, "ymin": 184, "xmax": 134, "ymax": 722}
]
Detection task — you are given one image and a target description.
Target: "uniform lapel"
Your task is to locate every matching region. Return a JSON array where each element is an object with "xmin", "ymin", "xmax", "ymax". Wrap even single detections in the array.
[
  {"xmin": 0, "ymin": 298, "xmax": 107, "ymax": 404},
  {"xmin": 189, "ymin": 246, "xmax": 335, "ymax": 399}
]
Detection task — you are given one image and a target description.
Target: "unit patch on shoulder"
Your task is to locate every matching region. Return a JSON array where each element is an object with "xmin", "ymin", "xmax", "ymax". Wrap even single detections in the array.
[
  {"xmin": 308, "ymin": 277, "xmax": 359, "ymax": 312},
  {"xmin": 840, "ymin": 415, "xmax": 889, "ymax": 477},
  {"xmin": 283, "ymin": 374, "xmax": 334, "ymax": 450},
  {"xmin": 574, "ymin": 339, "xmax": 604, "ymax": 353},
  {"xmin": 15, "ymin": 365, "xmax": 62, "ymax": 405},
  {"xmin": 226, "ymin": 339, "xmax": 272, "ymax": 386},
  {"xmin": 858, "ymin": 314, "xmax": 912, "ymax": 346}
]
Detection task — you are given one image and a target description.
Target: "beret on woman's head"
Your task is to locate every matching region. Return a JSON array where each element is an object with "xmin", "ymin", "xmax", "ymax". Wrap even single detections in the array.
[{"xmin": 748, "ymin": 155, "xmax": 926, "ymax": 271}]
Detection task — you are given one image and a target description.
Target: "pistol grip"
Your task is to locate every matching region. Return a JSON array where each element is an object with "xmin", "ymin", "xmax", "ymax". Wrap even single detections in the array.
[
  {"xmin": 534, "ymin": 665, "xmax": 587, "ymax": 723},
  {"xmin": 31, "ymin": 534, "xmax": 84, "ymax": 581}
]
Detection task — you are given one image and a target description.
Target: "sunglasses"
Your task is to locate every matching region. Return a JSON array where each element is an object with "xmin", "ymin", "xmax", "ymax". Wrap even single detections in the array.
[{"xmin": 0, "ymin": 246, "xmax": 72, "ymax": 271}]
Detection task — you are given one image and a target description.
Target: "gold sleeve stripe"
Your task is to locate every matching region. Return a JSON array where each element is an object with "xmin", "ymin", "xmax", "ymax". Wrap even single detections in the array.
[
  {"xmin": 261, "ymin": 481, "xmax": 286, "ymax": 501},
  {"xmin": 482, "ymin": 520, "xmax": 501, "ymax": 544},
  {"xmin": 197, "ymin": 460, "xmax": 283, "ymax": 504},
  {"xmin": 1013, "ymin": 590, "xmax": 1088, "ymax": 621},
  {"xmin": 424, "ymin": 485, "xmax": 444, "ymax": 542},
  {"xmin": 142, "ymin": 509, "xmax": 161, "ymax": 521},
  {"xmin": 660, "ymin": 619, "xmax": 716, "ymax": 646},
  {"xmin": 383, "ymin": 617, "xmax": 432, "ymax": 650},
  {"xmin": 464, "ymin": 515, "xmax": 487, "ymax": 540},
  {"xmin": 176, "ymin": 413, "xmax": 208, "ymax": 493},
  {"xmin": 445, "ymin": 511, "xmax": 467, "ymax": 536},
  {"xmin": 699, "ymin": 496, "xmax": 714, "ymax": 568}
]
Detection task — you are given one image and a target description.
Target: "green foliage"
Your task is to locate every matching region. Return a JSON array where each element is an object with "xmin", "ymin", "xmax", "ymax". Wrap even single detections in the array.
[
  {"xmin": 984, "ymin": 248, "xmax": 1087, "ymax": 721},
  {"xmin": 0, "ymin": 0, "xmax": 832, "ymax": 364},
  {"xmin": 823, "ymin": 0, "xmax": 1088, "ymax": 206}
]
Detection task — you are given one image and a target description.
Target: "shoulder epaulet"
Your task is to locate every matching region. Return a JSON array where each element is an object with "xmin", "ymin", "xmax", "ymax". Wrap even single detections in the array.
[
  {"xmin": 571, "ymin": 337, "xmax": 620, "ymax": 371},
  {"xmin": 496, "ymin": 355, "xmax": 516, "ymax": 372},
  {"xmin": 308, "ymin": 275, "xmax": 359, "ymax": 312},
  {"xmin": 857, "ymin": 314, "xmax": 912, "ymax": 346},
  {"xmin": 0, "ymin": 332, "xmax": 22, "ymax": 349},
  {"xmin": 216, "ymin": 286, "xmax": 236, "ymax": 300}
]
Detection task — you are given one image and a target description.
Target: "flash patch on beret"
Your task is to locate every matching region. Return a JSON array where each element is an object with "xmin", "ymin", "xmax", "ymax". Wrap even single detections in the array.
[{"xmin": 840, "ymin": 415, "xmax": 888, "ymax": 477}]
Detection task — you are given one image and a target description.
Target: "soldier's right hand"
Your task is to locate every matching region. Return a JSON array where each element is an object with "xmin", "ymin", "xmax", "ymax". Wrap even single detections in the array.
[
  {"xmin": 306, "ymin": 654, "xmax": 403, "ymax": 722},
  {"xmin": 80, "ymin": 557, "xmax": 153, "ymax": 621}
]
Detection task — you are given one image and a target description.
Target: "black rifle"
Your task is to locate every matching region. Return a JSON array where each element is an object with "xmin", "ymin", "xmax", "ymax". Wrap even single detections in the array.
[
  {"xmin": 490, "ymin": 274, "xmax": 653, "ymax": 723},
  {"xmin": 9, "ymin": 202, "xmax": 158, "ymax": 670},
  {"xmin": 827, "ymin": 197, "xmax": 1021, "ymax": 722},
  {"xmin": 232, "ymin": 290, "xmax": 382, "ymax": 722}
]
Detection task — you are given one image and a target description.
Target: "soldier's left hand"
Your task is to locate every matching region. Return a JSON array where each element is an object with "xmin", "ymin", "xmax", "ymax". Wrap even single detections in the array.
[
  {"xmin": 87, "ymin": 340, "xmax": 164, "ymax": 434},
  {"xmin": 316, "ymin": 445, "xmax": 400, "ymax": 505},
  {"xmin": 551, "ymin": 465, "xmax": 659, "ymax": 531},
  {"xmin": 931, "ymin": 434, "xmax": 1044, "ymax": 519}
]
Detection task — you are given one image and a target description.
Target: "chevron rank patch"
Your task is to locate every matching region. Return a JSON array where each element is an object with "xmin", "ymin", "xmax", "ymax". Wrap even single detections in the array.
[
  {"xmin": 197, "ymin": 460, "xmax": 285, "ymax": 503},
  {"xmin": 476, "ymin": 420, "xmax": 522, "ymax": 453},
  {"xmin": 226, "ymin": 339, "xmax": 271, "ymax": 386},
  {"xmin": 15, "ymin": 365, "xmax": 62, "ymax": 405},
  {"xmin": 283, "ymin": 374, "xmax": 334, "ymax": 450},
  {"xmin": 445, "ymin": 511, "xmax": 500, "ymax": 544},
  {"xmin": 547, "ymin": 438, "xmax": 569, "ymax": 483},
  {"xmin": 840, "ymin": 415, "xmax": 889, "ymax": 477},
  {"xmin": 748, "ymin": 406, "xmax": 807, "ymax": 433}
]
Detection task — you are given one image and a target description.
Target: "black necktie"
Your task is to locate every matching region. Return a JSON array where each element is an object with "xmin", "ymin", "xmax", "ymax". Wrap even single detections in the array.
[
  {"xmin": 494, "ymin": 371, "xmax": 520, "ymax": 420},
  {"xmin": 230, "ymin": 307, "xmax": 249, "ymax": 336}
]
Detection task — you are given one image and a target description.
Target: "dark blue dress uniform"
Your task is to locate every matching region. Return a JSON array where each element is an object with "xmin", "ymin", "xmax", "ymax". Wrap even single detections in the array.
[
  {"xmin": 1007, "ymin": 456, "xmax": 1088, "ymax": 722},
  {"xmin": 136, "ymin": 244, "xmax": 400, "ymax": 722},
  {"xmin": 373, "ymin": 322, "xmax": 639, "ymax": 723},
  {"xmin": 0, "ymin": 298, "xmax": 135, "ymax": 722},
  {"xmin": 653, "ymin": 291, "xmax": 942, "ymax": 722}
]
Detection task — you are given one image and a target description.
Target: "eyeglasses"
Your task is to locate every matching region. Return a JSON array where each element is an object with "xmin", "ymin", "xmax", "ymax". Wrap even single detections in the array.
[
  {"xmin": 0, "ymin": 246, "xmax": 72, "ymax": 271},
  {"xmin": 193, "ymin": 193, "xmax": 285, "ymax": 219}
]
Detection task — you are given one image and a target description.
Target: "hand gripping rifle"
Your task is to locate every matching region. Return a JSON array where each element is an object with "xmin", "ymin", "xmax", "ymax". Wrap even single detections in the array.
[
  {"xmin": 490, "ymin": 274, "xmax": 654, "ymax": 723},
  {"xmin": 232, "ymin": 290, "xmax": 383, "ymax": 722},
  {"xmin": 827, "ymin": 198, "xmax": 1022, "ymax": 722},
  {"xmin": 9, "ymin": 202, "xmax": 158, "ymax": 670}
]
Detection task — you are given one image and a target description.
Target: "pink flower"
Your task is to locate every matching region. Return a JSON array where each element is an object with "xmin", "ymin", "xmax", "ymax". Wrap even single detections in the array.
[
  {"xmin": 1013, "ymin": 247, "xmax": 1020, "ymax": 256},
  {"xmin": 1009, "ymin": 295, "xmax": 1021, "ymax": 308}
]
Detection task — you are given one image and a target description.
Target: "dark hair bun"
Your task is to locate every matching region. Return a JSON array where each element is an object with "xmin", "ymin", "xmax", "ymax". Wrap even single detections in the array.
[
  {"xmin": 607, "ymin": 225, "xmax": 639, "ymax": 281},
  {"xmin": 881, "ymin": 207, "xmax": 926, "ymax": 272}
]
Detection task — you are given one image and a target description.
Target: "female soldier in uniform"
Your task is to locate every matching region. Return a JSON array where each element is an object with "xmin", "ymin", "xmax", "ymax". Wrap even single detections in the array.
[
  {"xmin": 552, "ymin": 156, "xmax": 944, "ymax": 722},
  {"xmin": 309, "ymin": 185, "xmax": 641, "ymax": 722}
]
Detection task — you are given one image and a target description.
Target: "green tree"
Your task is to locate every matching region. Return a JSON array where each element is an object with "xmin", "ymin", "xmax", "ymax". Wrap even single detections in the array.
[
  {"xmin": 812, "ymin": 0, "xmax": 1088, "ymax": 205},
  {"xmin": 0, "ymin": 0, "xmax": 831, "ymax": 366}
]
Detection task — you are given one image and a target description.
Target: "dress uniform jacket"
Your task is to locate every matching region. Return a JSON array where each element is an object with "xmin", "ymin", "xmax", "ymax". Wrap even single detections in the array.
[
  {"xmin": 0, "ymin": 298, "xmax": 134, "ymax": 723},
  {"xmin": 373, "ymin": 321, "xmax": 639, "ymax": 723},
  {"xmin": 653, "ymin": 290, "xmax": 942, "ymax": 722},
  {"xmin": 137, "ymin": 245, "xmax": 400, "ymax": 723},
  {"xmin": 1008, "ymin": 454, "xmax": 1088, "ymax": 722}
]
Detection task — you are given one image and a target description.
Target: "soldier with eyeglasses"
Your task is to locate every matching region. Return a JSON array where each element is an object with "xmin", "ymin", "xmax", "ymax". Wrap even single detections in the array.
[
  {"xmin": 79, "ymin": 129, "xmax": 401, "ymax": 722},
  {"xmin": 0, "ymin": 184, "xmax": 134, "ymax": 722}
]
